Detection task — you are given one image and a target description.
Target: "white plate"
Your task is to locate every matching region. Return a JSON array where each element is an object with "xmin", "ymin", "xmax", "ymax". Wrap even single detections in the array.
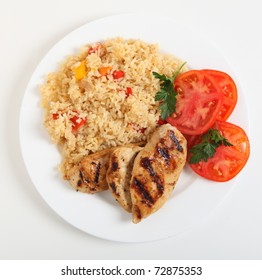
[{"xmin": 19, "ymin": 13, "xmax": 249, "ymax": 242}]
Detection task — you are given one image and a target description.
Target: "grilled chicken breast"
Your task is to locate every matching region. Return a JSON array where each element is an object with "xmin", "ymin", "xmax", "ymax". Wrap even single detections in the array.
[
  {"xmin": 106, "ymin": 145, "xmax": 143, "ymax": 212},
  {"xmin": 130, "ymin": 124, "xmax": 187, "ymax": 223},
  {"xmin": 68, "ymin": 148, "xmax": 113, "ymax": 194}
]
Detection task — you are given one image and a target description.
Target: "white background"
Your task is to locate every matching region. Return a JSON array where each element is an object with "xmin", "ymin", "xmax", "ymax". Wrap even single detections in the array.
[{"xmin": 0, "ymin": 0, "xmax": 261, "ymax": 259}]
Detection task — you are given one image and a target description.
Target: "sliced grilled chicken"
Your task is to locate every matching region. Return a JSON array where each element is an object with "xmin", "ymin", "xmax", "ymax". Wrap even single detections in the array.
[
  {"xmin": 130, "ymin": 124, "xmax": 187, "ymax": 223},
  {"xmin": 68, "ymin": 148, "xmax": 113, "ymax": 194},
  {"xmin": 106, "ymin": 145, "xmax": 143, "ymax": 212}
]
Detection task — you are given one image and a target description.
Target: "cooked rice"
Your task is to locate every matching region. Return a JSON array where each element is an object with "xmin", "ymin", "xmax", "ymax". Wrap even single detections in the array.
[{"xmin": 40, "ymin": 38, "xmax": 185, "ymax": 178}]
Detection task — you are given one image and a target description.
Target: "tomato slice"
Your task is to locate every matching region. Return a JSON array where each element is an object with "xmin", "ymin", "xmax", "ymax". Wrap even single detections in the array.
[
  {"xmin": 188, "ymin": 121, "xmax": 250, "ymax": 182},
  {"xmin": 166, "ymin": 70, "xmax": 223, "ymax": 135},
  {"xmin": 202, "ymin": 69, "xmax": 238, "ymax": 121}
]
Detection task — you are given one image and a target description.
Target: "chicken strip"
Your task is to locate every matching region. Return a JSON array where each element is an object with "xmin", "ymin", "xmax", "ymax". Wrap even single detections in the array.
[
  {"xmin": 106, "ymin": 145, "xmax": 143, "ymax": 212},
  {"xmin": 130, "ymin": 124, "xmax": 187, "ymax": 223},
  {"xmin": 68, "ymin": 148, "xmax": 113, "ymax": 194}
]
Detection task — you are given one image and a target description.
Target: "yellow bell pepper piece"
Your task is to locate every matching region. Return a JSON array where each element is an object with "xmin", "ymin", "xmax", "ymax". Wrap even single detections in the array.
[{"xmin": 73, "ymin": 61, "xmax": 87, "ymax": 80}]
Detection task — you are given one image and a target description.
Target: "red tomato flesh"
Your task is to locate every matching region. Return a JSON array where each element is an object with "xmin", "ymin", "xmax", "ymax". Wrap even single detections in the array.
[
  {"xmin": 202, "ymin": 69, "xmax": 238, "ymax": 121},
  {"xmin": 188, "ymin": 121, "xmax": 250, "ymax": 182},
  {"xmin": 166, "ymin": 70, "xmax": 223, "ymax": 135}
]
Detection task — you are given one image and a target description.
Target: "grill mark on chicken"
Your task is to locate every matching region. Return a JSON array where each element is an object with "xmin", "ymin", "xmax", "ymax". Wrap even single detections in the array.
[
  {"xmin": 133, "ymin": 206, "xmax": 142, "ymax": 221},
  {"xmin": 79, "ymin": 170, "xmax": 84, "ymax": 180},
  {"xmin": 140, "ymin": 157, "xmax": 164, "ymax": 196},
  {"xmin": 109, "ymin": 182, "xmax": 119, "ymax": 196},
  {"xmin": 155, "ymin": 177, "xmax": 164, "ymax": 195},
  {"xmin": 156, "ymin": 146, "xmax": 170, "ymax": 164},
  {"xmin": 141, "ymin": 157, "xmax": 155, "ymax": 177},
  {"xmin": 112, "ymin": 161, "xmax": 118, "ymax": 172},
  {"xmin": 169, "ymin": 130, "xmax": 183, "ymax": 152},
  {"xmin": 79, "ymin": 169, "xmax": 90, "ymax": 184},
  {"xmin": 94, "ymin": 162, "xmax": 101, "ymax": 184},
  {"xmin": 133, "ymin": 178, "xmax": 154, "ymax": 207}
]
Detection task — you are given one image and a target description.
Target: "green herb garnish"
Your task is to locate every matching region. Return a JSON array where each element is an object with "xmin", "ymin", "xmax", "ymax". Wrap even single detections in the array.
[
  {"xmin": 153, "ymin": 62, "xmax": 186, "ymax": 120},
  {"xmin": 189, "ymin": 128, "xmax": 233, "ymax": 164}
]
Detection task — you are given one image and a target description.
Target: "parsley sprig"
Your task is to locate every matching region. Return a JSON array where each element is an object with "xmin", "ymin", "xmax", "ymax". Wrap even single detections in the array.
[
  {"xmin": 189, "ymin": 128, "xmax": 233, "ymax": 164},
  {"xmin": 153, "ymin": 62, "xmax": 186, "ymax": 120}
]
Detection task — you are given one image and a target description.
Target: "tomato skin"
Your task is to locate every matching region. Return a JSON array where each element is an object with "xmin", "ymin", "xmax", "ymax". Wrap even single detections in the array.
[
  {"xmin": 188, "ymin": 121, "xmax": 250, "ymax": 182},
  {"xmin": 88, "ymin": 43, "xmax": 102, "ymax": 55},
  {"xmin": 70, "ymin": 116, "xmax": 86, "ymax": 132},
  {"xmin": 202, "ymin": 69, "xmax": 238, "ymax": 121},
  {"xmin": 113, "ymin": 70, "xmax": 125, "ymax": 79},
  {"xmin": 125, "ymin": 87, "xmax": 133, "ymax": 98},
  {"xmin": 88, "ymin": 46, "xmax": 98, "ymax": 55},
  {"xmin": 52, "ymin": 110, "xmax": 86, "ymax": 132},
  {"xmin": 52, "ymin": 113, "xmax": 59, "ymax": 120},
  {"xmin": 166, "ymin": 70, "xmax": 223, "ymax": 135}
]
